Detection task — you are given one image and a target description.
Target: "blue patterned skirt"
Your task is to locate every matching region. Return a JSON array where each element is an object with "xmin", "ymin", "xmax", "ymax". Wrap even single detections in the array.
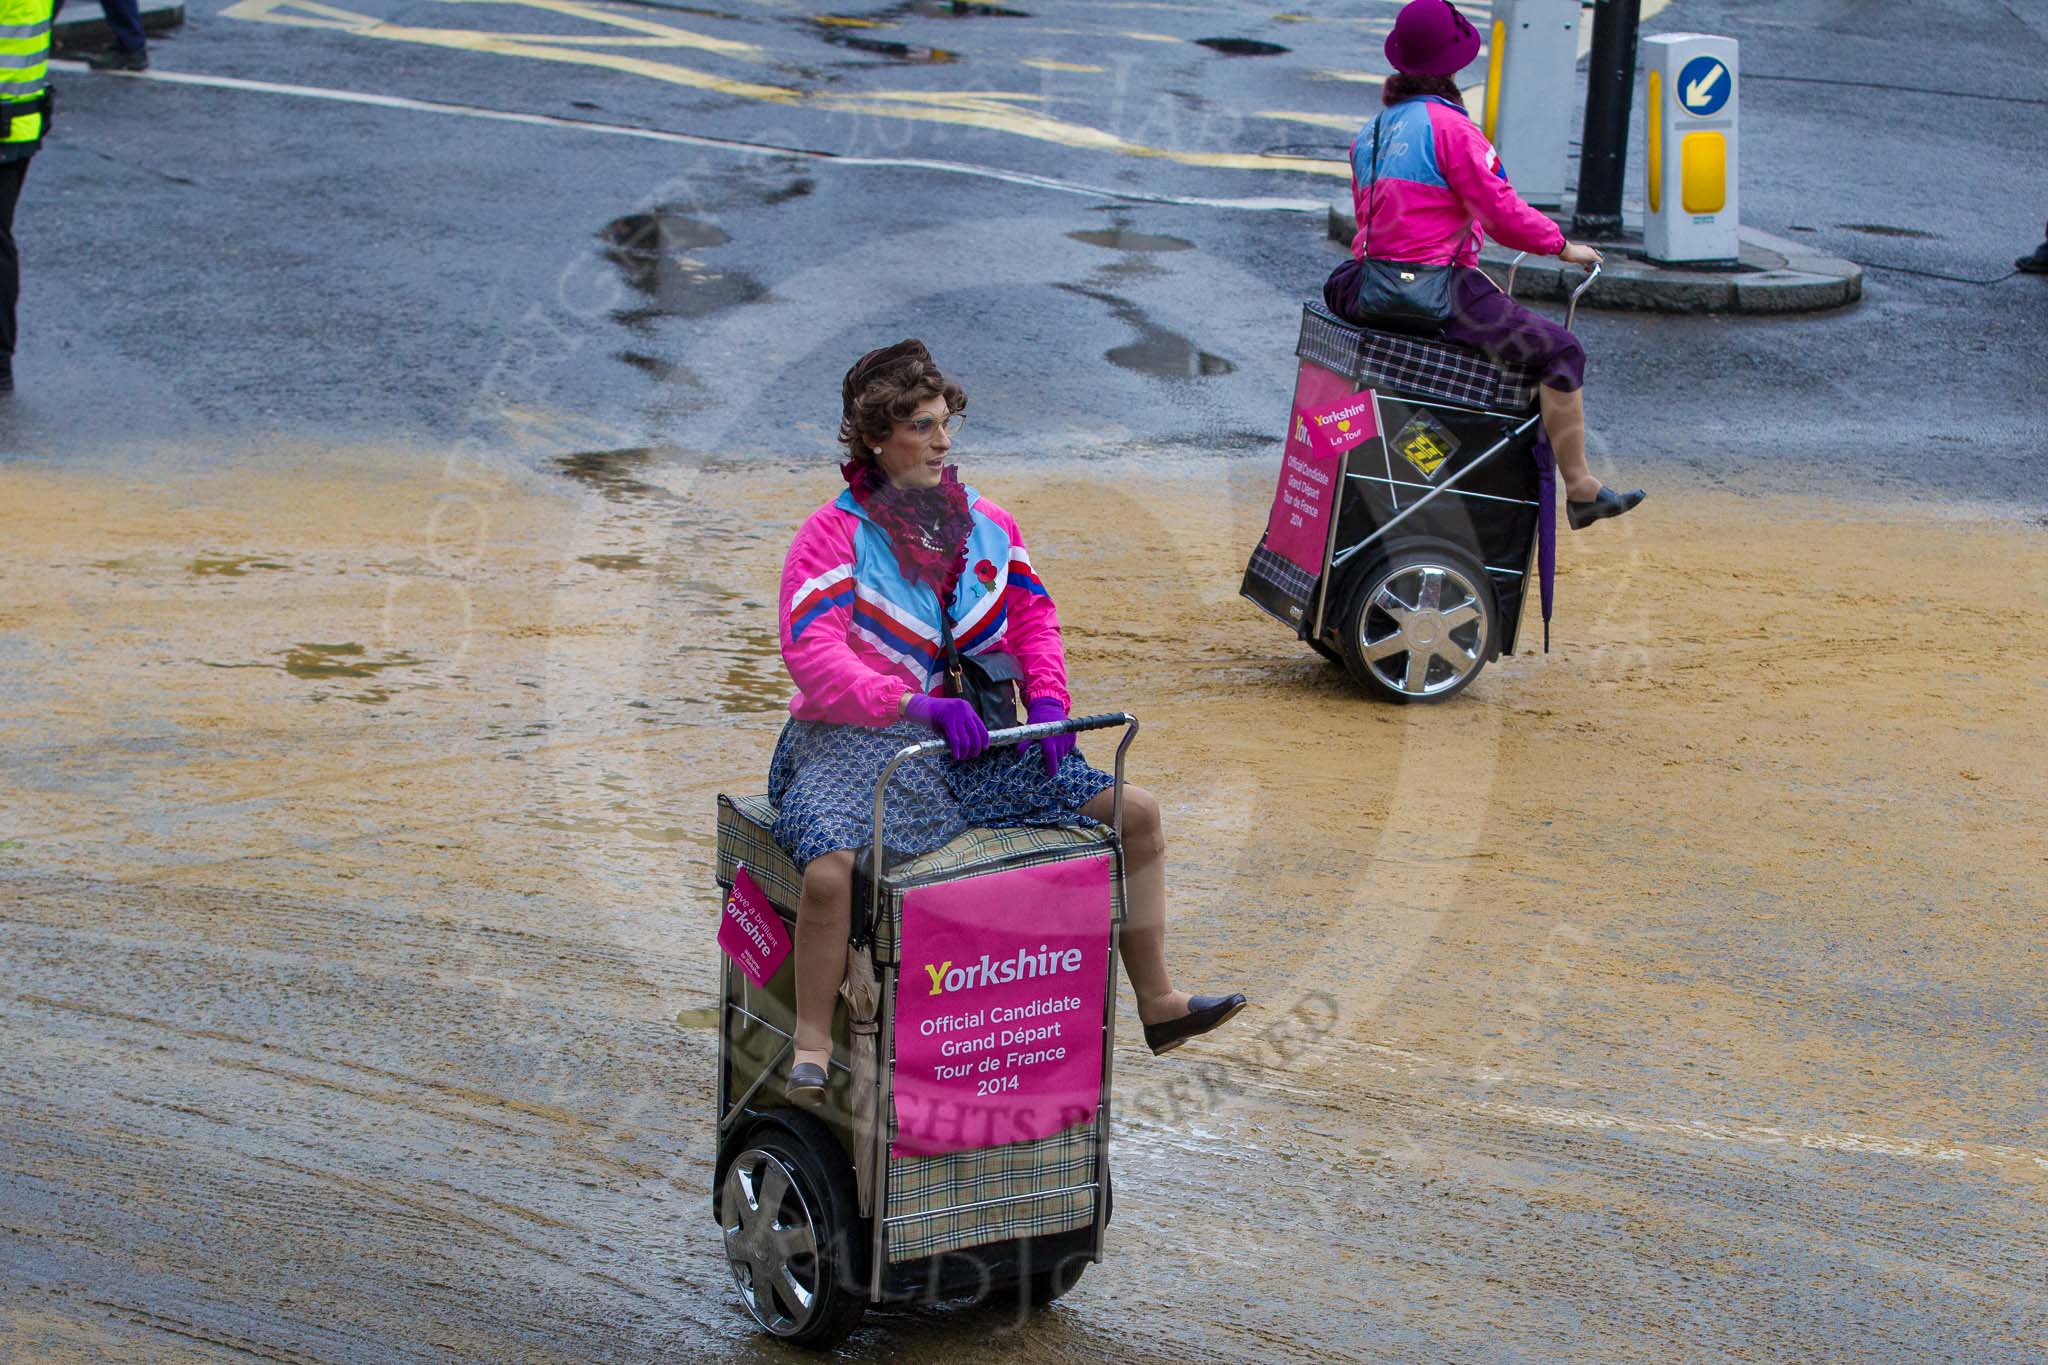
[{"xmin": 767, "ymin": 718, "xmax": 1115, "ymax": 871}]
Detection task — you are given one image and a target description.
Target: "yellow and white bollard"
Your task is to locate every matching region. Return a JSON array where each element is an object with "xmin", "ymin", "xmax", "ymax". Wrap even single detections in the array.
[
  {"xmin": 1641, "ymin": 33, "xmax": 1740, "ymax": 264},
  {"xmin": 1482, "ymin": 0, "xmax": 1581, "ymax": 209}
]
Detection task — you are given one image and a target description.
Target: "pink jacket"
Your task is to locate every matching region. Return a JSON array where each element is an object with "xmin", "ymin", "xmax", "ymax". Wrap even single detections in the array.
[
  {"xmin": 1349, "ymin": 96, "xmax": 1566, "ymax": 267},
  {"xmin": 779, "ymin": 488, "xmax": 1072, "ymax": 727}
]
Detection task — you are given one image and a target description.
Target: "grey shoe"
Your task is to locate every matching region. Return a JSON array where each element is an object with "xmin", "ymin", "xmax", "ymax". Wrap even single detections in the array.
[{"xmin": 786, "ymin": 1061, "xmax": 827, "ymax": 1110}]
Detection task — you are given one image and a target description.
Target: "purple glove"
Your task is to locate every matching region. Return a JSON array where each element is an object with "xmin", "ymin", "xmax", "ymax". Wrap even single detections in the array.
[
  {"xmin": 904, "ymin": 693, "xmax": 989, "ymax": 761},
  {"xmin": 1027, "ymin": 697, "xmax": 1075, "ymax": 776}
]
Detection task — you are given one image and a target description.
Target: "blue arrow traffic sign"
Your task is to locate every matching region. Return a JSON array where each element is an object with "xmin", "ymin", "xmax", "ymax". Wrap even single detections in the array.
[{"xmin": 1677, "ymin": 54, "xmax": 1732, "ymax": 117}]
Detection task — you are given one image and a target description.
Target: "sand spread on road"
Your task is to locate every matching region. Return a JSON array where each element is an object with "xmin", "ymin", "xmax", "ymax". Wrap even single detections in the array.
[{"xmin": 3, "ymin": 447, "xmax": 2043, "ymax": 1358}]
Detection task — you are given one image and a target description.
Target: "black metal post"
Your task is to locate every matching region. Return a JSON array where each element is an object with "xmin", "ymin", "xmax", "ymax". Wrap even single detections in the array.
[{"xmin": 1571, "ymin": 0, "xmax": 1643, "ymax": 240}]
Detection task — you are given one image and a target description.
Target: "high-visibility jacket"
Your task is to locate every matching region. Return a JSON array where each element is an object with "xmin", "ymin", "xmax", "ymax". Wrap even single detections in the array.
[{"xmin": 0, "ymin": 0, "xmax": 53, "ymax": 156}]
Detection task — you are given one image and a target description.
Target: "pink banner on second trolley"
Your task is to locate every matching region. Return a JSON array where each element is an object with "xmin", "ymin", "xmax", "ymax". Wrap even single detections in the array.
[
  {"xmin": 891, "ymin": 854, "xmax": 1112, "ymax": 1158},
  {"xmin": 718, "ymin": 865, "xmax": 792, "ymax": 988},
  {"xmin": 1262, "ymin": 361, "xmax": 1377, "ymax": 575}
]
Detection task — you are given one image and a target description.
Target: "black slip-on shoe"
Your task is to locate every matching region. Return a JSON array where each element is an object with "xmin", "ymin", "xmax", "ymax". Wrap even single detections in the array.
[
  {"xmin": 85, "ymin": 45, "xmax": 149, "ymax": 71},
  {"xmin": 1567, "ymin": 486, "xmax": 1646, "ymax": 530},
  {"xmin": 785, "ymin": 1061, "xmax": 827, "ymax": 1110},
  {"xmin": 2017, "ymin": 242, "xmax": 2048, "ymax": 275},
  {"xmin": 1143, "ymin": 993, "xmax": 1247, "ymax": 1056}
]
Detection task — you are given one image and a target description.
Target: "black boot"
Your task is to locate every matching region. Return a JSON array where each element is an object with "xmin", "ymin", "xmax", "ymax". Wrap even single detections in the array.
[{"xmin": 85, "ymin": 44, "xmax": 149, "ymax": 71}]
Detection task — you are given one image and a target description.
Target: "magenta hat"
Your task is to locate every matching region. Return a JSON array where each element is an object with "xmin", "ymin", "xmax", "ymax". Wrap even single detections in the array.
[{"xmin": 1384, "ymin": 0, "xmax": 1482, "ymax": 77}]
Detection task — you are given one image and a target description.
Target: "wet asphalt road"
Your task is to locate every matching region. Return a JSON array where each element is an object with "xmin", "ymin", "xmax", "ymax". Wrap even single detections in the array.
[
  {"xmin": 8, "ymin": 0, "xmax": 2046, "ymax": 500},
  {"xmin": 3, "ymin": 0, "xmax": 2047, "ymax": 1360}
]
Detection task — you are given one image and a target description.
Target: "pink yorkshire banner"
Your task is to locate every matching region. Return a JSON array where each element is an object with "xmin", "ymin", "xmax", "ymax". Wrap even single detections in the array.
[
  {"xmin": 718, "ymin": 865, "xmax": 792, "ymax": 988},
  {"xmin": 891, "ymin": 854, "xmax": 1112, "ymax": 1158},
  {"xmin": 1262, "ymin": 361, "xmax": 1377, "ymax": 575}
]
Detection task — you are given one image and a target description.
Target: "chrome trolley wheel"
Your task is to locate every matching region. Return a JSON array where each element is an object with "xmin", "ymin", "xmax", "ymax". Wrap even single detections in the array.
[
  {"xmin": 1339, "ymin": 547, "xmax": 1496, "ymax": 703},
  {"xmin": 719, "ymin": 1123, "xmax": 865, "ymax": 1348}
]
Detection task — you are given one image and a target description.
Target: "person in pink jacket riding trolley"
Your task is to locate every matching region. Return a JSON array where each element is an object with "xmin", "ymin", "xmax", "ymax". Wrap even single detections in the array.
[
  {"xmin": 1326, "ymin": 0, "xmax": 1646, "ymax": 530},
  {"xmin": 771, "ymin": 339, "xmax": 1246, "ymax": 1109}
]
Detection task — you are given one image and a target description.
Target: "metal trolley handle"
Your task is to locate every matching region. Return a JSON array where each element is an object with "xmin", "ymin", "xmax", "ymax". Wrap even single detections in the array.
[
  {"xmin": 1507, "ymin": 250, "xmax": 1603, "ymax": 331},
  {"xmin": 865, "ymin": 712, "xmax": 1140, "ymax": 942}
]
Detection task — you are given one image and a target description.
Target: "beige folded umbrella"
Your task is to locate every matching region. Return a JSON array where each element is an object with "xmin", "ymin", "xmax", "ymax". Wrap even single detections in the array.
[{"xmin": 838, "ymin": 943, "xmax": 882, "ymax": 1218}]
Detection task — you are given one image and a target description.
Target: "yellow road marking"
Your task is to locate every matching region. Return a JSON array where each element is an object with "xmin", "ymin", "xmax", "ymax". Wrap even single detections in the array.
[
  {"xmin": 220, "ymin": 0, "xmax": 1677, "ymax": 181},
  {"xmin": 222, "ymin": 0, "xmax": 796, "ymax": 98},
  {"xmin": 444, "ymin": 0, "xmax": 762, "ymax": 54},
  {"xmin": 225, "ymin": 0, "xmax": 1347, "ymax": 177}
]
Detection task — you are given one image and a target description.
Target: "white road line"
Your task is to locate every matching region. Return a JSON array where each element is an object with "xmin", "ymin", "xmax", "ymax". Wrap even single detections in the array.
[{"xmin": 51, "ymin": 61, "xmax": 1328, "ymax": 213}]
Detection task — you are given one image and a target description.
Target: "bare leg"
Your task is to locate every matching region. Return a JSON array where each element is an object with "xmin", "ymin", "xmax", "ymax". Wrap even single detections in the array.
[
  {"xmin": 1079, "ymin": 784, "xmax": 1190, "ymax": 1027},
  {"xmin": 1539, "ymin": 385, "xmax": 1604, "ymax": 502},
  {"xmin": 793, "ymin": 849, "xmax": 853, "ymax": 1071}
]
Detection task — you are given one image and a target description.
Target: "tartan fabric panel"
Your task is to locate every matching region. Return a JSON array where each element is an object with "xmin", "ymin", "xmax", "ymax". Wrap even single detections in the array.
[
  {"xmin": 715, "ymin": 794, "xmax": 802, "ymax": 911},
  {"xmin": 884, "ymin": 1121, "xmax": 1100, "ymax": 1262},
  {"xmin": 1297, "ymin": 302, "xmax": 1541, "ymax": 412},
  {"xmin": 1245, "ymin": 541, "xmax": 1318, "ymax": 603}
]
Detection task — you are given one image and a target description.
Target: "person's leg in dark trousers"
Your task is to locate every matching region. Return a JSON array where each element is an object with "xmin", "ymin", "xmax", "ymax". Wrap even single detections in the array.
[
  {"xmin": 0, "ymin": 156, "xmax": 29, "ymax": 389},
  {"xmin": 100, "ymin": 0, "xmax": 147, "ymax": 53},
  {"xmin": 54, "ymin": 0, "xmax": 150, "ymax": 67}
]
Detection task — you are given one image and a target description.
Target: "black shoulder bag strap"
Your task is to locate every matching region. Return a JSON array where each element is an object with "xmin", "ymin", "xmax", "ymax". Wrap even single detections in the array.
[
  {"xmin": 1362, "ymin": 114, "xmax": 1382, "ymax": 259},
  {"xmin": 934, "ymin": 582, "xmax": 1021, "ymax": 730}
]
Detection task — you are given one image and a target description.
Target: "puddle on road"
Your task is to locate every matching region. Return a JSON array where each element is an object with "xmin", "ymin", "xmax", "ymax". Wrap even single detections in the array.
[
  {"xmin": 1835, "ymin": 222, "xmax": 1938, "ymax": 240},
  {"xmin": 189, "ymin": 555, "xmax": 289, "ymax": 577},
  {"xmin": 554, "ymin": 448, "xmax": 682, "ymax": 504},
  {"xmin": 1057, "ymin": 283, "xmax": 1236, "ymax": 381},
  {"xmin": 199, "ymin": 642, "xmax": 426, "ymax": 703},
  {"xmin": 598, "ymin": 208, "xmax": 767, "ymax": 324},
  {"xmin": 577, "ymin": 553, "xmax": 648, "ymax": 572},
  {"xmin": 909, "ymin": 0, "xmax": 1030, "ymax": 15},
  {"xmin": 280, "ymin": 642, "xmax": 422, "ymax": 681},
  {"xmin": 1068, "ymin": 227, "xmax": 1195, "ymax": 254},
  {"xmin": 1196, "ymin": 36, "xmax": 1290, "ymax": 56},
  {"xmin": 616, "ymin": 351, "xmax": 687, "ymax": 383},
  {"xmin": 758, "ymin": 176, "xmax": 815, "ymax": 205},
  {"xmin": 820, "ymin": 31, "xmax": 958, "ymax": 61}
]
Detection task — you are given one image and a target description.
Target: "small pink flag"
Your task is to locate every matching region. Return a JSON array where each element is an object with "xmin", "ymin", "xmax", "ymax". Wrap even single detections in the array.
[{"xmin": 718, "ymin": 866, "xmax": 792, "ymax": 987}]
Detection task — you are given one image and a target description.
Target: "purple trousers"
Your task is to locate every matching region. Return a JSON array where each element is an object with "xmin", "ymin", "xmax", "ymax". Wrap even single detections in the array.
[{"xmin": 1323, "ymin": 260, "xmax": 1587, "ymax": 393}]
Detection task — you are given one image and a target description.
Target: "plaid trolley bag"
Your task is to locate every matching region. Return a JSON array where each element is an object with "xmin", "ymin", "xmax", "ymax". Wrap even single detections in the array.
[
  {"xmin": 1240, "ymin": 301, "xmax": 1554, "ymax": 704},
  {"xmin": 712, "ymin": 715, "xmax": 1135, "ymax": 1346}
]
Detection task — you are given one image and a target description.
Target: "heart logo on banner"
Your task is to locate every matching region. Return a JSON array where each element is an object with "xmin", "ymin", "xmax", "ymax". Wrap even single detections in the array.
[{"xmin": 1337, "ymin": 420, "xmax": 1351, "ymax": 432}]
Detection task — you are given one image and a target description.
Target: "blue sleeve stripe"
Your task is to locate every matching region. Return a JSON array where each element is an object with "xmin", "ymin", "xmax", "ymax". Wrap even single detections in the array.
[{"xmin": 789, "ymin": 586, "xmax": 854, "ymax": 642}]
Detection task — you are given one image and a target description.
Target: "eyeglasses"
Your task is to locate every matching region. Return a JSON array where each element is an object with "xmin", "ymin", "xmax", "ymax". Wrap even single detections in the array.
[{"xmin": 901, "ymin": 413, "xmax": 965, "ymax": 441}]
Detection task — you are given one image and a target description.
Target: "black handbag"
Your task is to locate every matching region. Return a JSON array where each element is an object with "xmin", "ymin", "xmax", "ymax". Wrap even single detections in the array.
[
  {"xmin": 1354, "ymin": 116, "xmax": 1454, "ymax": 331},
  {"xmin": 937, "ymin": 607, "xmax": 1021, "ymax": 731}
]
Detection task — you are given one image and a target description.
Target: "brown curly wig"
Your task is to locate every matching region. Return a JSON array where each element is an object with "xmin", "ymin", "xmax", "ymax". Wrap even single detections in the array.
[
  {"xmin": 1382, "ymin": 72, "xmax": 1467, "ymax": 111},
  {"xmin": 837, "ymin": 339, "xmax": 967, "ymax": 468}
]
